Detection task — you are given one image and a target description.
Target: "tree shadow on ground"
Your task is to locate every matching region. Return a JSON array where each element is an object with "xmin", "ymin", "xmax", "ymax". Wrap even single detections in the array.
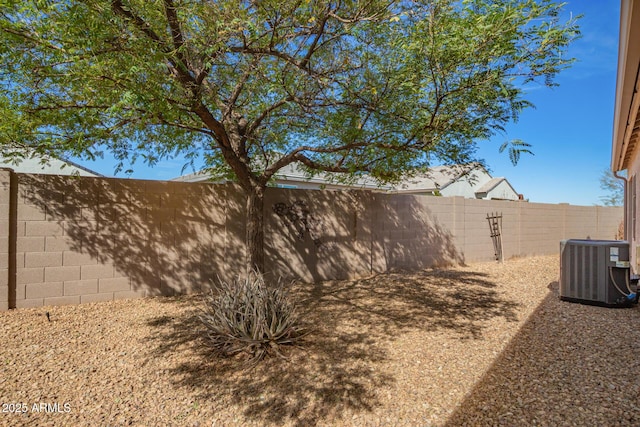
[
  {"xmin": 298, "ymin": 267, "xmax": 519, "ymax": 340},
  {"xmin": 445, "ymin": 281, "xmax": 640, "ymax": 426},
  {"xmin": 143, "ymin": 267, "xmax": 520, "ymax": 426}
]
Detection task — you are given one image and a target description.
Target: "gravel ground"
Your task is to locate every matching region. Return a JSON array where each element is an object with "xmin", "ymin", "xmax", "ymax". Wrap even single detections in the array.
[{"xmin": 1, "ymin": 255, "xmax": 639, "ymax": 426}]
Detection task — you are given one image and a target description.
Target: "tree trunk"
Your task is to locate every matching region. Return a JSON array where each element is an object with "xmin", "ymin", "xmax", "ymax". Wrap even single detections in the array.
[{"xmin": 245, "ymin": 186, "xmax": 265, "ymax": 274}]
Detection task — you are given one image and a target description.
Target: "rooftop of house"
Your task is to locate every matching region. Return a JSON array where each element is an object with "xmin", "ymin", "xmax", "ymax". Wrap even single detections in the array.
[
  {"xmin": 0, "ymin": 151, "xmax": 102, "ymax": 177},
  {"xmin": 392, "ymin": 164, "xmax": 484, "ymax": 192},
  {"xmin": 172, "ymin": 162, "xmax": 393, "ymax": 189},
  {"xmin": 171, "ymin": 162, "xmax": 518, "ymax": 196},
  {"xmin": 476, "ymin": 177, "xmax": 509, "ymax": 194}
]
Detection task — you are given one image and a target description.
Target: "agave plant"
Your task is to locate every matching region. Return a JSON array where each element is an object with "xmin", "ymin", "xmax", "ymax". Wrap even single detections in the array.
[{"xmin": 198, "ymin": 271, "xmax": 307, "ymax": 366}]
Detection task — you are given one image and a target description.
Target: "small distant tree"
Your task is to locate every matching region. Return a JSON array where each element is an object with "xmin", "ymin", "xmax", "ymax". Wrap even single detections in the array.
[
  {"xmin": 0, "ymin": 0, "xmax": 580, "ymax": 273},
  {"xmin": 599, "ymin": 169, "xmax": 624, "ymax": 206}
]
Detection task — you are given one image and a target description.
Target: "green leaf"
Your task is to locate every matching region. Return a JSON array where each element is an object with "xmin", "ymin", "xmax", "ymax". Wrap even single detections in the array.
[{"xmin": 499, "ymin": 139, "xmax": 534, "ymax": 165}]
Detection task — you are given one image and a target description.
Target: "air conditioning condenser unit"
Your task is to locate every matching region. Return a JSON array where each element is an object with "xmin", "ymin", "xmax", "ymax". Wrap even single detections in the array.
[{"xmin": 559, "ymin": 239, "xmax": 636, "ymax": 307}]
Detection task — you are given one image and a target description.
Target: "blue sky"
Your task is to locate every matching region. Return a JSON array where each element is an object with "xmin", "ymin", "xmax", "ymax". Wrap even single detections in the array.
[
  {"xmin": 476, "ymin": 1, "xmax": 621, "ymax": 206},
  {"xmin": 74, "ymin": 1, "xmax": 621, "ymax": 206}
]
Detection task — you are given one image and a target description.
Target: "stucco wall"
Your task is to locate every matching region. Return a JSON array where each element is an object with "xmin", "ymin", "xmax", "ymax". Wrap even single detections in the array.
[
  {"xmin": 485, "ymin": 180, "xmax": 519, "ymax": 201},
  {"xmin": 0, "ymin": 170, "xmax": 623, "ymax": 310},
  {"xmin": 625, "ymin": 151, "xmax": 640, "ymax": 270},
  {"xmin": 440, "ymin": 169, "xmax": 491, "ymax": 199}
]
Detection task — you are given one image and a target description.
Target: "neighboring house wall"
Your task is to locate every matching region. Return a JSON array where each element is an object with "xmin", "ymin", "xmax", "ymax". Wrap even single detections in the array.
[
  {"xmin": 435, "ymin": 169, "xmax": 519, "ymax": 201},
  {"xmin": 271, "ymin": 178, "xmax": 385, "ymax": 191},
  {"xmin": 439, "ymin": 169, "xmax": 491, "ymax": 198},
  {"xmin": 272, "ymin": 164, "xmax": 391, "ymax": 191},
  {"xmin": 439, "ymin": 180, "xmax": 475, "ymax": 198},
  {"xmin": 484, "ymin": 180, "xmax": 520, "ymax": 201},
  {"xmin": 0, "ymin": 170, "xmax": 622, "ymax": 310},
  {"xmin": 174, "ymin": 165, "xmax": 392, "ymax": 191}
]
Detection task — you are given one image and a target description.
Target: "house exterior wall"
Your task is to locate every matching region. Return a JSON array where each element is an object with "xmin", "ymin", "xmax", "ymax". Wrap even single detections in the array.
[
  {"xmin": 626, "ymin": 152, "xmax": 640, "ymax": 269},
  {"xmin": 484, "ymin": 180, "xmax": 519, "ymax": 201},
  {"xmin": 0, "ymin": 172, "xmax": 622, "ymax": 310},
  {"xmin": 440, "ymin": 169, "xmax": 492, "ymax": 198},
  {"xmin": 272, "ymin": 178, "xmax": 387, "ymax": 191},
  {"xmin": 612, "ymin": 0, "xmax": 640, "ymax": 170},
  {"xmin": 622, "ymin": 178, "xmax": 638, "ymax": 268},
  {"xmin": 611, "ymin": 0, "xmax": 640, "ymax": 271}
]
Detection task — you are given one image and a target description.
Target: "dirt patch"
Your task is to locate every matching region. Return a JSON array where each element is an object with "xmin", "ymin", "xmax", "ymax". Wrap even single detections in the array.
[{"xmin": 1, "ymin": 255, "xmax": 639, "ymax": 426}]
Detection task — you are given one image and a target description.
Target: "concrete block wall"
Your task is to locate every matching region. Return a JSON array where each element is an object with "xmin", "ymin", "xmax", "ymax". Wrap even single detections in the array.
[
  {"xmin": 0, "ymin": 169, "xmax": 11, "ymax": 311},
  {"xmin": 0, "ymin": 171, "xmax": 623, "ymax": 310},
  {"xmin": 11, "ymin": 174, "xmax": 240, "ymax": 309},
  {"xmin": 366, "ymin": 194, "xmax": 623, "ymax": 268},
  {"xmin": 265, "ymin": 188, "xmax": 373, "ymax": 282},
  {"xmin": 369, "ymin": 194, "xmax": 466, "ymax": 271},
  {"xmin": 369, "ymin": 195, "xmax": 623, "ymax": 270}
]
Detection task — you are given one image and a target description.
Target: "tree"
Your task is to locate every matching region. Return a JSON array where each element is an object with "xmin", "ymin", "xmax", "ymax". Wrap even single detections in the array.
[
  {"xmin": 0, "ymin": 0, "xmax": 580, "ymax": 273},
  {"xmin": 600, "ymin": 169, "xmax": 624, "ymax": 206}
]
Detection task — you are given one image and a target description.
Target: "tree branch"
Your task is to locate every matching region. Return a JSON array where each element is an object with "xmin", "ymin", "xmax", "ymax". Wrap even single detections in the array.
[
  {"xmin": 111, "ymin": 0, "xmax": 163, "ymax": 44},
  {"xmin": 224, "ymin": 56, "xmax": 261, "ymax": 120},
  {"xmin": 110, "ymin": 0, "xmax": 229, "ymax": 147},
  {"xmin": 245, "ymin": 96, "xmax": 294, "ymax": 136},
  {"xmin": 163, "ymin": 0, "xmax": 184, "ymax": 52},
  {"xmin": 229, "ymin": 46, "xmax": 323, "ymax": 78},
  {"xmin": 154, "ymin": 113, "xmax": 216, "ymax": 137},
  {"xmin": 1, "ymin": 27, "xmax": 64, "ymax": 51},
  {"xmin": 299, "ymin": 11, "xmax": 330, "ymax": 71}
]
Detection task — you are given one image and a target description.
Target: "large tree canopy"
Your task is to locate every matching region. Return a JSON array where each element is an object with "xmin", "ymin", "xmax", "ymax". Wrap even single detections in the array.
[{"xmin": 0, "ymin": 0, "xmax": 580, "ymax": 271}]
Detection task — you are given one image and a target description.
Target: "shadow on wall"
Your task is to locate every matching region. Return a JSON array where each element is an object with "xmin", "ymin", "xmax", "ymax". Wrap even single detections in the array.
[
  {"xmin": 373, "ymin": 194, "xmax": 465, "ymax": 271},
  {"xmin": 265, "ymin": 189, "xmax": 373, "ymax": 283},
  {"xmin": 444, "ymin": 281, "xmax": 640, "ymax": 426},
  {"xmin": 143, "ymin": 264, "xmax": 519, "ymax": 426},
  {"xmin": 265, "ymin": 189, "xmax": 465, "ymax": 283},
  {"xmin": 20, "ymin": 174, "xmax": 246, "ymax": 296},
  {"xmin": 19, "ymin": 174, "xmax": 466, "ymax": 302}
]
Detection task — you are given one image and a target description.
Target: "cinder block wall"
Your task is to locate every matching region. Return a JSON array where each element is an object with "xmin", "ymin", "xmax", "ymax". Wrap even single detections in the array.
[
  {"xmin": 0, "ymin": 169, "xmax": 11, "ymax": 311},
  {"xmin": 0, "ymin": 172, "xmax": 623, "ymax": 310},
  {"xmin": 367, "ymin": 196, "xmax": 622, "ymax": 269},
  {"xmin": 12, "ymin": 174, "xmax": 244, "ymax": 309},
  {"xmin": 265, "ymin": 189, "xmax": 375, "ymax": 282},
  {"xmin": 263, "ymin": 189, "xmax": 622, "ymax": 278}
]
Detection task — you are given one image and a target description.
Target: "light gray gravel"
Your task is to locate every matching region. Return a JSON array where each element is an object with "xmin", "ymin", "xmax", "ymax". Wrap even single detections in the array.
[
  {"xmin": 1, "ymin": 255, "xmax": 639, "ymax": 426},
  {"xmin": 446, "ymin": 280, "xmax": 640, "ymax": 426}
]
